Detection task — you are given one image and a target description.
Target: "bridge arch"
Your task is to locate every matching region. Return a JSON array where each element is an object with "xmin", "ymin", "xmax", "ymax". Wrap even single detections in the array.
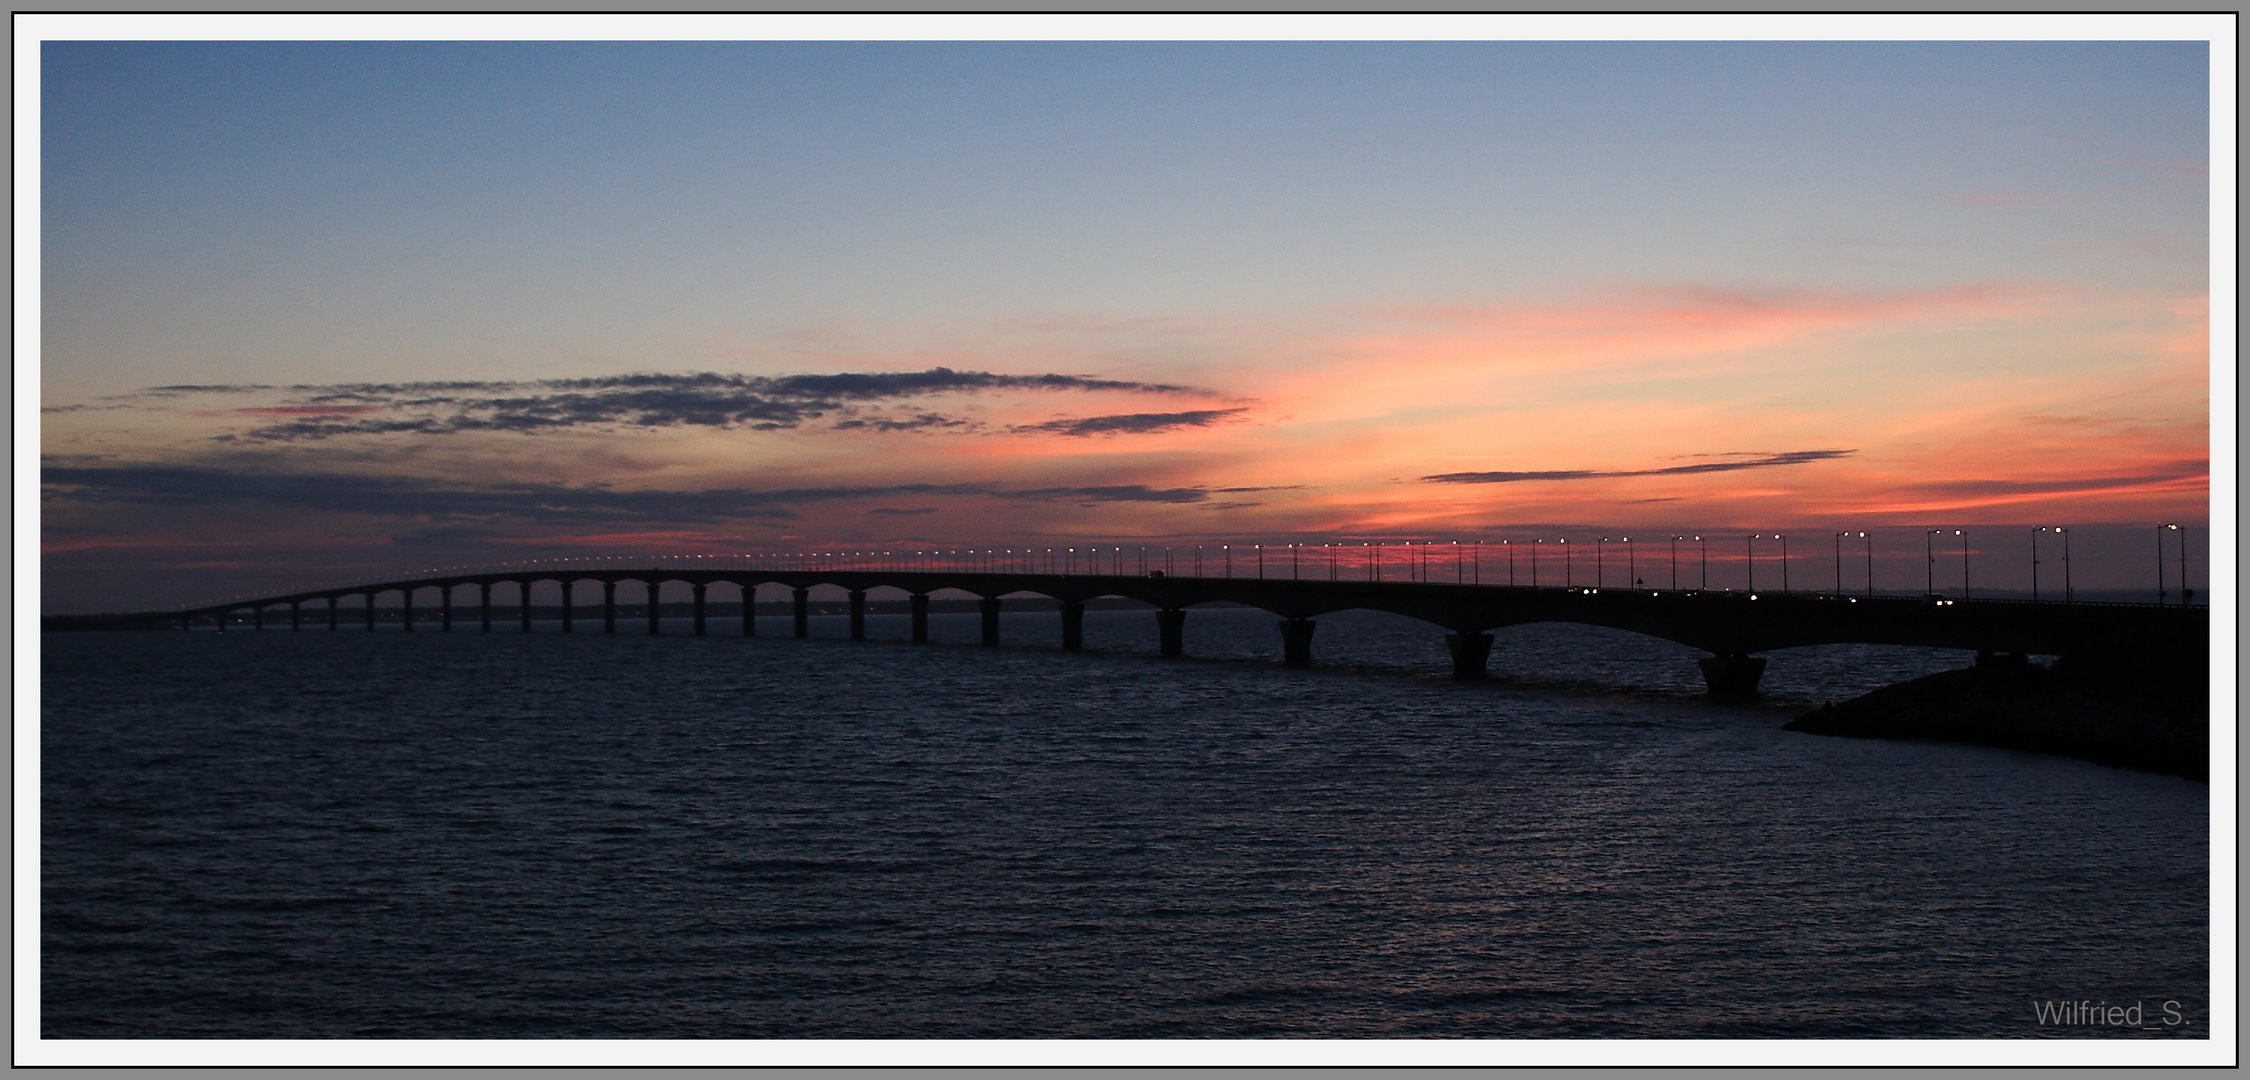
[{"xmin": 122, "ymin": 565, "xmax": 2202, "ymax": 699}]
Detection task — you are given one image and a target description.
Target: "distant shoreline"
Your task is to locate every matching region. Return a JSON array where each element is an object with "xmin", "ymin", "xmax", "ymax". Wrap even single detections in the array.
[{"xmin": 1786, "ymin": 659, "xmax": 2208, "ymax": 781}]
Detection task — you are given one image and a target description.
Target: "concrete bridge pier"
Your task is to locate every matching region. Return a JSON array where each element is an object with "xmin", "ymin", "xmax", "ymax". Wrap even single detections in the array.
[
  {"xmin": 792, "ymin": 587, "xmax": 810, "ymax": 639},
  {"xmin": 441, "ymin": 586, "xmax": 453, "ymax": 631},
  {"xmin": 254, "ymin": 605, "xmax": 263, "ymax": 630},
  {"xmin": 910, "ymin": 592, "xmax": 930, "ymax": 643},
  {"xmin": 518, "ymin": 582, "xmax": 532, "ymax": 632},
  {"xmin": 1281, "ymin": 617, "xmax": 1316, "ymax": 668},
  {"xmin": 604, "ymin": 581, "xmax": 618, "ymax": 634},
  {"xmin": 1061, "ymin": 599, "xmax": 1085, "ymax": 651},
  {"xmin": 328, "ymin": 596, "xmax": 339, "ymax": 631},
  {"xmin": 1157, "ymin": 608, "xmax": 1186, "ymax": 657},
  {"xmin": 290, "ymin": 601, "xmax": 300, "ymax": 632},
  {"xmin": 366, "ymin": 592, "xmax": 378, "ymax": 631},
  {"xmin": 402, "ymin": 589, "xmax": 413, "ymax": 632},
  {"xmin": 1445, "ymin": 631, "xmax": 1491, "ymax": 680},
  {"xmin": 980, "ymin": 596, "xmax": 1003, "ymax": 646},
  {"xmin": 559, "ymin": 582, "xmax": 572, "ymax": 633},
  {"xmin": 1697, "ymin": 652, "xmax": 1766, "ymax": 697},
  {"xmin": 217, "ymin": 609, "xmax": 228, "ymax": 632},
  {"xmin": 694, "ymin": 584, "xmax": 708, "ymax": 636},
  {"xmin": 847, "ymin": 589, "xmax": 865, "ymax": 640},
  {"xmin": 479, "ymin": 583, "xmax": 491, "ymax": 632},
  {"xmin": 647, "ymin": 581, "xmax": 661, "ymax": 635},
  {"xmin": 741, "ymin": 584, "xmax": 757, "ymax": 637}
]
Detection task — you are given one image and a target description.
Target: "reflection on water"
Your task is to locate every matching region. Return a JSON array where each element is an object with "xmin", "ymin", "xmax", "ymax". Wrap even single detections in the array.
[{"xmin": 42, "ymin": 610, "xmax": 2206, "ymax": 1038}]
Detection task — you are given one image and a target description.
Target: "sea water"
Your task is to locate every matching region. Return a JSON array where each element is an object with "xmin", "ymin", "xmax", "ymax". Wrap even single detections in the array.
[{"xmin": 41, "ymin": 608, "xmax": 2208, "ymax": 1037}]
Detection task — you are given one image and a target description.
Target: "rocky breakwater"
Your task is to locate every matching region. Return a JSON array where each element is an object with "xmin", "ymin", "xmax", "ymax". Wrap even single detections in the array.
[{"xmin": 1787, "ymin": 651, "xmax": 2208, "ymax": 781}]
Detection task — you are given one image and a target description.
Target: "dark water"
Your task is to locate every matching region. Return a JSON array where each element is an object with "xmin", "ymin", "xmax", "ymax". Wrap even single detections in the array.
[{"xmin": 42, "ymin": 608, "xmax": 2208, "ymax": 1038}]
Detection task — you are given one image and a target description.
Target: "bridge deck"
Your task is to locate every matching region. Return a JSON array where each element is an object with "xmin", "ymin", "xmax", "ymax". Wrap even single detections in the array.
[{"xmin": 50, "ymin": 569, "xmax": 2208, "ymax": 687}]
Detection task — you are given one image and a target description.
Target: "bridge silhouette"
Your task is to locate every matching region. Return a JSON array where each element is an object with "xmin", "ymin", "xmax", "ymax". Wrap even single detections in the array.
[{"xmin": 49, "ymin": 562, "xmax": 2208, "ymax": 697}]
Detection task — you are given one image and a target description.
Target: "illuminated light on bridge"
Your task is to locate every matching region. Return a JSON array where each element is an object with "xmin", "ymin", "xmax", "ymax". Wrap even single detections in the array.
[{"xmin": 47, "ymin": 539, "xmax": 2209, "ymax": 699}]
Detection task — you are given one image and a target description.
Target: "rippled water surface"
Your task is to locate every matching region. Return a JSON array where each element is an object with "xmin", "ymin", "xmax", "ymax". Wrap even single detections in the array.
[{"xmin": 43, "ymin": 608, "xmax": 2208, "ymax": 1037}]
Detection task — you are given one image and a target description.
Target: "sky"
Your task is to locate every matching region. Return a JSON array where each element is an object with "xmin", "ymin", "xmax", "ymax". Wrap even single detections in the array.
[{"xmin": 35, "ymin": 37, "xmax": 2217, "ymax": 612}]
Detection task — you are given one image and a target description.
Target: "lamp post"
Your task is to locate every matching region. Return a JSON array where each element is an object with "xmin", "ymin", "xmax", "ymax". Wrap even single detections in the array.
[
  {"xmin": 1926, "ymin": 529, "xmax": 1941, "ymax": 596},
  {"xmin": 1561, "ymin": 538, "xmax": 1571, "ymax": 588},
  {"xmin": 2179, "ymin": 524, "xmax": 2190, "ymax": 605},
  {"xmin": 1532, "ymin": 540, "xmax": 1540, "ymax": 587},
  {"xmin": 1698, "ymin": 535, "xmax": 1707, "ymax": 590},
  {"xmin": 1958, "ymin": 529, "xmax": 1969, "ymax": 599},
  {"xmin": 2054, "ymin": 527, "xmax": 2071, "ymax": 601},
  {"xmin": 1834, "ymin": 531, "xmax": 1847, "ymax": 594},
  {"xmin": 1626, "ymin": 536, "xmax": 1636, "ymax": 588},
  {"xmin": 2030, "ymin": 527, "xmax": 2041, "ymax": 601},
  {"xmin": 1746, "ymin": 534, "xmax": 1756, "ymax": 593},
  {"xmin": 1670, "ymin": 535, "xmax": 1682, "ymax": 590},
  {"xmin": 1858, "ymin": 532, "xmax": 1871, "ymax": 598},
  {"xmin": 1778, "ymin": 534, "xmax": 1789, "ymax": 593},
  {"xmin": 1596, "ymin": 537, "xmax": 1606, "ymax": 589},
  {"xmin": 2158, "ymin": 523, "xmax": 2181, "ymax": 605}
]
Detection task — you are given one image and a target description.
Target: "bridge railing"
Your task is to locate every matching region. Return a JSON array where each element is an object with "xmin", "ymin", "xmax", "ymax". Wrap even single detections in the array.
[{"xmin": 147, "ymin": 525, "xmax": 2209, "ymax": 618}]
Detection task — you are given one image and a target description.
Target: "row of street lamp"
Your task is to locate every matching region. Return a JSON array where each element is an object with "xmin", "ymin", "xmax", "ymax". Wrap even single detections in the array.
[{"xmin": 301, "ymin": 525, "xmax": 2194, "ymax": 607}]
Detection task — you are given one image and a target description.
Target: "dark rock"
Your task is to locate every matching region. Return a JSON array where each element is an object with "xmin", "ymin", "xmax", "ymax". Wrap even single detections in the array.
[{"xmin": 1785, "ymin": 659, "xmax": 2207, "ymax": 781}]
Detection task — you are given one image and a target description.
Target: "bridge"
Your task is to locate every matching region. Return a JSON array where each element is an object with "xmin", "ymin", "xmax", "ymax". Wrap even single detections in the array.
[{"xmin": 46, "ymin": 565, "xmax": 2209, "ymax": 697}]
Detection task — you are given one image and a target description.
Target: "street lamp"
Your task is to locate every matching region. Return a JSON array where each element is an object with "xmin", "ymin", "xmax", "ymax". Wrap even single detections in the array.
[
  {"xmin": 1957, "ymin": 530, "xmax": 1969, "ymax": 599},
  {"xmin": 1597, "ymin": 537, "xmax": 1607, "ymax": 589},
  {"xmin": 1532, "ymin": 539, "xmax": 1540, "ymax": 587},
  {"xmin": 2051, "ymin": 527, "xmax": 2071, "ymax": 601},
  {"xmin": 1834, "ymin": 531, "xmax": 1848, "ymax": 594},
  {"xmin": 1626, "ymin": 537, "xmax": 1636, "ymax": 587},
  {"xmin": 1778, "ymin": 533, "xmax": 1789, "ymax": 593},
  {"xmin": 1698, "ymin": 535, "xmax": 1707, "ymax": 590},
  {"xmin": 2179, "ymin": 524, "xmax": 2190, "ymax": 605},
  {"xmin": 1670, "ymin": 535, "xmax": 1683, "ymax": 590},
  {"xmin": 1858, "ymin": 532, "xmax": 1871, "ymax": 598},
  {"xmin": 2158, "ymin": 523, "xmax": 2183, "ymax": 605},
  {"xmin": 2030, "ymin": 527, "xmax": 2041, "ymax": 601},
  {"xmin": 1746, "ymin": 533, "xmax": 1757, "ymax": 593},
  {"xmin": 1926, "ymin": 529, "xmax": 1943, "ymax": 596},
  {"xmin": 1561, "ymin": 538, "xmax": 1571, "ymax": 588}
]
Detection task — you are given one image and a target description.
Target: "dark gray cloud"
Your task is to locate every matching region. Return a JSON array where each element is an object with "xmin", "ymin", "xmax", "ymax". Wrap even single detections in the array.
[
  {"xmin": 1422, "ymin": 449, "xmax": 1857, "ymax": 485},
  {"xmin": 832, "ymin": 412, "xmax": 977, "ymax": 433},
  {"xmin": 1008, "ymin": 408, "xmax": 1248, "ymax": 437},
  {"xmin": 1012, "ymin": 484, "xmax": 1212, "ymax": 505},
  {"xmin": 134, "ymin": 368, "xmax": 1211, "ymax": 442},
  {"xmin": 869, "ymin": 507, "xmax": 938, "ymax": 517},
  {"xmin": 41, "ymin": 463, "xmax": 1226, "ymax": 523}
]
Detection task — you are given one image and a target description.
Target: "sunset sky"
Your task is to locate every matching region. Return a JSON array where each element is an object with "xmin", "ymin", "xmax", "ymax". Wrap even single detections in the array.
[{"xmin": 33, "ymin": 30, "xmax": 2222, "ymax": 611}]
